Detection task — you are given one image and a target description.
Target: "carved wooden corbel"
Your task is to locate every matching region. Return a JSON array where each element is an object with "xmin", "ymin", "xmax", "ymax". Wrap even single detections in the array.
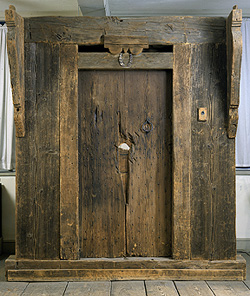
[
  {"xmin": 104, "ymin": 35, "xmax": 149, "ymax": 55},
  {"xmin": 226, "ymin": 5, "xmax": 242, "ymax": 138},
  {"xmin": 5, "ymin": 5, "xmax": 25, "ymax": 137}
]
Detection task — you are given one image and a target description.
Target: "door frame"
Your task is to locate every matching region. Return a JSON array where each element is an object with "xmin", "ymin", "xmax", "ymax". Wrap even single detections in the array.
[{"xmin": 60, "ymin": 47, "xmax": 192, "ymax": 260}]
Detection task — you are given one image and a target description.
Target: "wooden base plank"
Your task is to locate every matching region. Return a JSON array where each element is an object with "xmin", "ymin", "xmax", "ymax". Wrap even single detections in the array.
[
  {"xmin": 145, "ymin": 281, "xmax": 179, "ymax": 296},
  {"xmin": 5, "ymin": 255, "xmax": 246, "ymax": 281},
  {"xmin": 111, "ymin": 281, "xmax": 146, "ymax": 296},
  {"xmin": 65, "ymin": 282, "xmax": 111, "ymax": 296},
  {"xmin": 6, "ymin": 269, "xmax": 244, "ymax": 282},
  {"xmin": 5, "ymin": 255, "xmax": 246, "ymax": 270}
]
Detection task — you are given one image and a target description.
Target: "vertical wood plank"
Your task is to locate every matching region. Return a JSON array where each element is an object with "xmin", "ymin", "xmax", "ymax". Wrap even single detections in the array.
[
  {"xmin": 16, "ymin": 42, "xmax": 60, "ymax": 260},
  {"xmin": 34, "ymin": 42, "xmax": 60, "ymax": 259},
  {"xmin": 78, "ymin": 70, "xmax": 126, "ymax": 258},
  {"xmin": 190, "ymin": 44, "xmax": 213, "ymax": 260},
  {"xmin": 15, "ymin": 43, "xmax": 36, "ymax": 259},
  {"xmin": 211, "ymin": 44, "xmax": 236, "ymax": 260},
  {"xmin": 124, "ymin": 70, "xmax": 172, "ymax": 257},
  {"xmin": 172, "ymin": 44, "xmax": 192, "ymax": 259},
  {"xmin": 59, "ymin": 44, "xmax": 79, "ymax": 260},
  {"xmin": 190, "ymin": 44, "xmax": 236, "ymax": 260}
]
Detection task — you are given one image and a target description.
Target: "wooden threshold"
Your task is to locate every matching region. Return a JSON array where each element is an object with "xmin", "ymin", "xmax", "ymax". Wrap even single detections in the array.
[{"xmin": 5, "ymin": 255, "xmax": 246, "ymax": 281}]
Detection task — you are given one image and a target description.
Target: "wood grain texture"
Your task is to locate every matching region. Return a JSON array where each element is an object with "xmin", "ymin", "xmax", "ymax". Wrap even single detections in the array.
[
  {"xmin": 111, "ymin": 281, "xmax": 146, "ymax": 296},
  {"xmin": 226, "ymin": 7, "xmax": 242, "ymax": 138},
  {"xmin": 190, "ymin": 43, "xmax": 236, "ymax": 261},
  {"xmin": 8, "ymin": 8, "xmax": 241, "ymax": 281},
  {"xmin": 78, "ymin": 70, "xmax": 171, "ymax": 258},
  {"xmin": 21, "ymin": 282, "xmax": 67, "ymax": 295},
  {"xmin": 207, "ymin": 281, "xmax": 250, "ymax": 295},
  {"xmin": 78, "ymin": 53, "xmax": 173, "ymax": 70},
  {"xmin": 34, "ymin": 42, "xmax": 60, "ymax": 260},
  {"xmin": 0, "ymin": 282, "xmax": 28, "ymax": 295},
  {"xmin": 16, "ymin": 42, "xmax": 60, "ymax": 260},
  {"xmin": 5, "ymin": 6, "xmax": 25, "ymax": 137},
  {"xmin": 175, "ymin": 281, "xmax": 214, "ymax": 296},
  {"xmin": 6, "ymin": 268, "xmax": 245, "ymax": 282},
  {"xmin": 15, "ymin": 43, "xmax": 37, "ymax": 259},
  {"xmin": 5, "ymin": 255, "xmax": 246, "ymax": 270},
  {"xmin": 78, "ymin": 70, "xmax": 126, "ymax": 258},
  {"xmin": 172, "ymin": 44, "xmax": 191, "ymax": 260},
  {"xmin": 124, "ymin": 70, "xmax": 172, "ymax": 257},
  {"xmin": 190, "ymin": 44, "xmax": 213, "ymax": 260},
  {"xmin": 59, "ymin": 44, "xmax": 79, "ymax": 260},
  {"xmin": 190, "ymin": 43, "xmax": 213, "ymax": 260},
  {"xmin": 210, "ymin": 44, "xmax": 236, "ymax": 260},
  {"xmin": 65, "ymin": 282, "xmax": 111, "ymax": 296},
  {"xmin": 24, "ymin": 16, "xmax": 226, "ymax": 45},
  {"xmin": 145, "ymin": 281, "xmax": 179, "ymax": 296}
]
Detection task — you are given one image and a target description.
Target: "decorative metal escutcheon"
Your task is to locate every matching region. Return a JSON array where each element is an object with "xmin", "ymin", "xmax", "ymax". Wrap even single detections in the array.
[{"xmin": 141, "ymin": 118, "xmax": 153, "ymax": 133}]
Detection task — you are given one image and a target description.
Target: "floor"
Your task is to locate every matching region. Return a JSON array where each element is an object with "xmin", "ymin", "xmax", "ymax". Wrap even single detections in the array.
[{"xmin": 0, "ymin": 252, "xmax": 250, "ymax": 295}]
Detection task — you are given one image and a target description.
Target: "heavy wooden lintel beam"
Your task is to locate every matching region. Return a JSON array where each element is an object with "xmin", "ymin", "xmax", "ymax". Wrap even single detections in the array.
[
  {"xmin": 5, "ymin": 5, "xmax": 25, "ymax": 137},
  {"xmin": 226, "ymin": 5, "xmax": 242, "ymax": 138}
]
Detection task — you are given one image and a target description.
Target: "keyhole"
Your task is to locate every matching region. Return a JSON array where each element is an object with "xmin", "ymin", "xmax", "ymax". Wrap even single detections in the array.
[
  {"xmin": 144, "ymin": 123, "xmax": 151, "ymax": 132},
  {"xmin": 141, "ymin": 119, "xmax": 153, "ymax": 133}
]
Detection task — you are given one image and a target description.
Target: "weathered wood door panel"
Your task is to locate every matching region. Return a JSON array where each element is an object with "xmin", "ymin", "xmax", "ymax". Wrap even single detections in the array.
[
  {"xmin": 78, "ymin": 70, "xmax": 172, "ymax": 258},
  {"xmin": 79, "ymin": 71, "xmax": 126, "ymax": 258}
]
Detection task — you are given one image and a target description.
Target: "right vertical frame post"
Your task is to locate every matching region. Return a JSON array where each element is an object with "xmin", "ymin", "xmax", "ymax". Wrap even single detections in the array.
[{"xmin": 172, "ymin": 44, "xmax": 192, "ymax": 260}]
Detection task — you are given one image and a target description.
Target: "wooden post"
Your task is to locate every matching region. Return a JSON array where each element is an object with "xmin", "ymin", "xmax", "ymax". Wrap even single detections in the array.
[
  {"xmin": 59, "ymin": 44, "xmax": 79, "ymax": 260},
  {"xmin": 172, "ymin": 44, "xmax": 192, "ymax": 259},
  {"xmin": 5, "ymin": 5, "xmax": 25, "ymax": 137}
]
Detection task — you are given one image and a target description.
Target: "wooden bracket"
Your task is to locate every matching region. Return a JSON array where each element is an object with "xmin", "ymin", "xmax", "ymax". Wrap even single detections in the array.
[
  {"xmin": 226, "ymin": 5, "xmax": 242, "ymax": 138},
  {"xmin": 5, "ymin": 5, "xmax": 25, "ymax": 137},
  {"xmin": 104, "ymin": 35, "xmax": 149, "ymax": 55}
]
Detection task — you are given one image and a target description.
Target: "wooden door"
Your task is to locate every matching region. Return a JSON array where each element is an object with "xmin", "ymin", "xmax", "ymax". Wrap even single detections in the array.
[{"xmin": 78, "ymin": 70, "xmax": 172, "ymax": 258}]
